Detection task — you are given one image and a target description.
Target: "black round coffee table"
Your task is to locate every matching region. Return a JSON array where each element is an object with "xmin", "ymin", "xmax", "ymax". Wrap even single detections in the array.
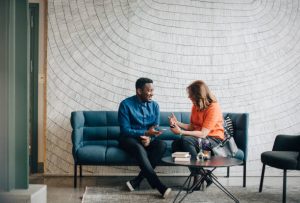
[{"xmin": 162, "ymin": 156, "xmax": 243, "ymax": 203}]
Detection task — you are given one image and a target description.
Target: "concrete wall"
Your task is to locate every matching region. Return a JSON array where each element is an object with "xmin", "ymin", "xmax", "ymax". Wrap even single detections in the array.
[{"xmin": 46, "ymin": 0, "xmax": 300, "ymax": 176}]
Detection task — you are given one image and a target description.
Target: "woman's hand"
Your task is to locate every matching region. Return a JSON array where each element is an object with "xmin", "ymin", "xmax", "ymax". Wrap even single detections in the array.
[
  {"xmin": 170, "ymin": 124, "xmax": 182, "ymax": 135},
  {"xmin": 168, "ymin": 113, "xmax": 178, "ymax": 127}
]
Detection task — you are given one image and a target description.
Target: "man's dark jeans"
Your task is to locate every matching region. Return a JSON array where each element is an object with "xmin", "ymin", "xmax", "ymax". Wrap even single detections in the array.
[{"xmin": 119, "ymin": 137, "xmax": 167, "ymax": 193}]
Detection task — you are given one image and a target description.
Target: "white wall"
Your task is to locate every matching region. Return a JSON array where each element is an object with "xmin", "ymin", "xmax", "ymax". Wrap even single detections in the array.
[{"xmin": 46, "ymin": 0, "xmax": 300, "ymax": 176}]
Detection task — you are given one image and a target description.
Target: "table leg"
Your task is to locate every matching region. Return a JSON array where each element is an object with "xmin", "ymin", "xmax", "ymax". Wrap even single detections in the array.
[
  {"xmin": 173, "ymin": 174, "xmax": 193, "ymax": 203},
  {"xmin": 196, "ymin": 168, "xmax": 239, "ymax": 203},
  {"xmin": 173, "ymin": 172, "xmax": 206, "ymax": 203},
  {"xmin": 209, "ymin": 173, "xmax": 240, "ymax": 203},
  {"xmin": 173, "ymin": 168, "xmax": 239, "ymax": 203}
]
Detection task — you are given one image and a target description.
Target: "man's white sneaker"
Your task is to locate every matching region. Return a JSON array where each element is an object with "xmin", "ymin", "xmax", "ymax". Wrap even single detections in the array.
[
  {"xmin": 162, "ymin": 188, "xmax": 172, "ymax": 199},
  {"xmin": 126, "ymin": 181, "xmax": 135, "ymax": 192}
]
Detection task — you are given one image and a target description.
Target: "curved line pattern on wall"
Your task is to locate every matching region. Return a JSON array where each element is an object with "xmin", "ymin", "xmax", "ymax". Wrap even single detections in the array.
[{"xmin": 47, "ymin": 0, "xmax": 300, "ymax": 175}]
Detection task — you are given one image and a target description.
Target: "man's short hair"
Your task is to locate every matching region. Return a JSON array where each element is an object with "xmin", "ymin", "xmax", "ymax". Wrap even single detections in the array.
[{"xmin": 135, "ymin": 77, "xmax": 153, "ymax": 89}]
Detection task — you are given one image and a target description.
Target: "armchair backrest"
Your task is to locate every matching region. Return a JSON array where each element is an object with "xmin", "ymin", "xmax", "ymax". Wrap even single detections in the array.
[
  {"xmin": 272, "ymin": 134, "xmax": 300, "ymax": 152},
  {"xmin": 298, "ymin": 153, "xmax": 300, "ymax": 169},
  {"xmin": 271, "ymin": 134, "xmax": 300, "ymax": 170}
]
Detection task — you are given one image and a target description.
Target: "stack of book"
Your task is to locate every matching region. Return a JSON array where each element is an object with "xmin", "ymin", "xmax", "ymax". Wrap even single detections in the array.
[{"xmin": 172, "ymin": 152, "xmax": 191, "ymax": 162}]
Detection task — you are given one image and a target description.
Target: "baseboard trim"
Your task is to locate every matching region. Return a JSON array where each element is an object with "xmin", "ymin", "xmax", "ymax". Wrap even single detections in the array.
[{"xmin": 0, "ymin": 184, "xmax": 47, "ymax": 203}]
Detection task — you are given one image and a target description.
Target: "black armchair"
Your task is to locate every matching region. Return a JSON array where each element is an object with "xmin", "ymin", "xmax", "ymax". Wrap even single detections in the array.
[{"xmin": 259, "ymin": 134, "xmax": 300, "ymax": 203}]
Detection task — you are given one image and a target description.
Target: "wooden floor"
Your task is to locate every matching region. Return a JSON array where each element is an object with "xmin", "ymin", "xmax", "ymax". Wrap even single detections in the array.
[{"xmin": 29, "ymin": 175, "xmax": 300, "ymax": 203}]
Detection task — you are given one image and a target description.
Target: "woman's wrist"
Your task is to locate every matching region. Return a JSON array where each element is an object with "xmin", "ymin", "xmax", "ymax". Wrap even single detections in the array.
[{"xmin": 179, "ymin": 129, "xmax": 183, "ymax": 136}]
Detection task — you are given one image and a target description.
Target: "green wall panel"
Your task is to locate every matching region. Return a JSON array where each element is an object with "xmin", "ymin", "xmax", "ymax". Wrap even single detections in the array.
[
  {"xmin": 0, "ymin": 0, "xmax": 29, "ymax": 191},
  {"xmin": 14, "ymin": 0, "xmax": 29, "ymax": 189}
]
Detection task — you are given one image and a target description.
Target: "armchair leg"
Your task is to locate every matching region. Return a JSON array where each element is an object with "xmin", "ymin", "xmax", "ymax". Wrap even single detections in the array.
[
  {"xmin": 259, "ymin": 164, "xmax": 265, "ymax": 192},
  {"xmin": 243, "ymin": 162, "xmax": 247, "ymax": 187},
  {"xmin": 74, "ymin": 164, "xmax": 77, "ymax": 188},
  {"xmin": 80, "ymin": 165, "xmax": 82, "ymax": 177},
  {"xmin": 226, "ymin": 167, "xmax": 230, "ymax": 177},
  {"xmin": 283, "ymin": 169, "xmax": 287, "ymax": 203}
]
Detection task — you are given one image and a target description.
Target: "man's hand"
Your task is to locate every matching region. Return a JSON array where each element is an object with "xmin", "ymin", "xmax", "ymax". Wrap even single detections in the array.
[
  {"xmin": 144, "ymin": 126, "xmax": 162, "ymax": 137},
  {"xmin": 140, "ymin": 136, "xmax": 151, "ymax": 147}
]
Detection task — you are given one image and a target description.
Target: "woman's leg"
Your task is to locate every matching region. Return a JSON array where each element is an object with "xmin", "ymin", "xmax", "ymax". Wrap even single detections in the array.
[
  {"xmin": 119, "ymin": 137, "xmax": 168, "ymax": 194},
  {"xmin": 179, "ymin": 136, "xmax": 203, "ymax": 189},
  {"xmin": 171, "ymin": 138, "xmax": 183, "ymax": 153},
  {"xmin": 180, "ymin": 136, "xmax": 200, "ymax": 159}
]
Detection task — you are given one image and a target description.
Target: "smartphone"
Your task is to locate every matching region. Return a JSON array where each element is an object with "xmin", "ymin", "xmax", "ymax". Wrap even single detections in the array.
[{"xmin": 155, "ymin": 127, "xmax": 168, "ymax": 132}]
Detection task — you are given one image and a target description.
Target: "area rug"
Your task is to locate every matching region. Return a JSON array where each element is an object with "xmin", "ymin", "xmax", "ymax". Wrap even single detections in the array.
[{"xmin": 81, "ymin": 184, "xmax": 300, "ymax": 203}]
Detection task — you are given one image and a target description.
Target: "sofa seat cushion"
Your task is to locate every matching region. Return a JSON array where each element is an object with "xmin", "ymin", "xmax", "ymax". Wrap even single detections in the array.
[
  {"xmin": 106, "ymin": 147, "xmax": 137, "ymax": 165},
  {"xmin": 261, "ymin": 151, "xmax": 299, "ymax": 169},
  {"xmin": 77, "ymin": 145, "xmax": 106, "ymax": 164}
]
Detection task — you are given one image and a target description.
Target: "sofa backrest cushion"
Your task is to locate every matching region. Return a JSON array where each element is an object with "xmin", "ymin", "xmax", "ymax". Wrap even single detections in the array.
[{"xmin": 71, "ymin": 111, "xmax": 120, "ymax": 147}]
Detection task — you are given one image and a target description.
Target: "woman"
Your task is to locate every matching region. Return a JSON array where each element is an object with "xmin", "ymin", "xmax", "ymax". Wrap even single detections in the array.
[{"xmin": 169, "ymin": 80, "xmax": 225, "ymax": 189}]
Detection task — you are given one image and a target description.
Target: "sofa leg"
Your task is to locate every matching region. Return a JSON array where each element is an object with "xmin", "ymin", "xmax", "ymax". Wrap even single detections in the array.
[
  {"xmin": 80, "ymin": 165, "xmax": 82, "ymax": 177},
  {"xmin": 243, "ymin": 162, "xmax": 247, "ymax": 187},
  {"xmin": 74, "ymin": 164, "xmax": 77, "ymax": 188},
  {"xmin": 259, "ymin": 164, "xmax": 265, "ymax": 192},
  {"xmin": 283, "ymin": 169, "xmax": 287, "ymax": 203},
  {"xmin": 226, "ymin": 167, "xmax": 230, "ymax": 177}
]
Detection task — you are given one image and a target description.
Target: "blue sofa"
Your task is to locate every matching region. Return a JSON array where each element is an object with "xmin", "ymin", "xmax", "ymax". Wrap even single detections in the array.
[{"xmin": 71, "ymin": 111, "xmax": 249, "ymax": 188}]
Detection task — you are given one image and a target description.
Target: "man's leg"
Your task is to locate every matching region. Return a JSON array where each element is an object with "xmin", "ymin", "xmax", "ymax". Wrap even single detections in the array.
[
  {"xmin": 145, "ymin": 139, "xmax": 171, "ymax": 196},
  {"xmin": 119, "ymin": 137, "xmax": 168, "ymax": 194},
  {"xmin": 119, "ymin": 137, "xmax": 144, "ymax": 190},
  {"xmin": 147, "ymin": 139, "xmax": 167, "ymax": 166},
  {"xmin": 132, "ymin": 139, "xmax": 167, "ymax": 188},
  {"xmin": 147, "ymin": 139, "xmax": 167, "ymax": 170}
]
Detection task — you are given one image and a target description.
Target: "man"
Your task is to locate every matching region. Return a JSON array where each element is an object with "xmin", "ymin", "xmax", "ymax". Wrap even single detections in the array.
[{"xmin": 118, "ymin": 77, "xmax": 171, "ymax": 198}]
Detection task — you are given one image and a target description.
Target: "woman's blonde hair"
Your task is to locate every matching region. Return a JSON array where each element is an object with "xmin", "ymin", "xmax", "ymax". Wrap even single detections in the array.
[{"xmin": 187, "ymin": 80, "xmax": 217, "ymax": 111}]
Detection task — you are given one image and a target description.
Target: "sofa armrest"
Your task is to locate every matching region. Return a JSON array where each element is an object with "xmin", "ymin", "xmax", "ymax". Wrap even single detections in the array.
[
  {"xmin": 71, "ymin": 111, "xmax": 85, "ymax": 129},
  {"xmin": 225, "ymin": 113, "xmax": 249, "ymax": 161},
  {"xmin": 272, "ymin": 134, "xmax": 300, "ymax": 152},
  {"xmin": 70, "ymin": 111, "xmax": 85, "ymax": 162}
]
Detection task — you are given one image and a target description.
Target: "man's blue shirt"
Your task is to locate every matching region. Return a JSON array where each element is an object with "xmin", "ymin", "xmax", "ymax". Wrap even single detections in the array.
[{"xmin": 118, "ymin": 95, "xmax": 160, "ymax": 138}]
